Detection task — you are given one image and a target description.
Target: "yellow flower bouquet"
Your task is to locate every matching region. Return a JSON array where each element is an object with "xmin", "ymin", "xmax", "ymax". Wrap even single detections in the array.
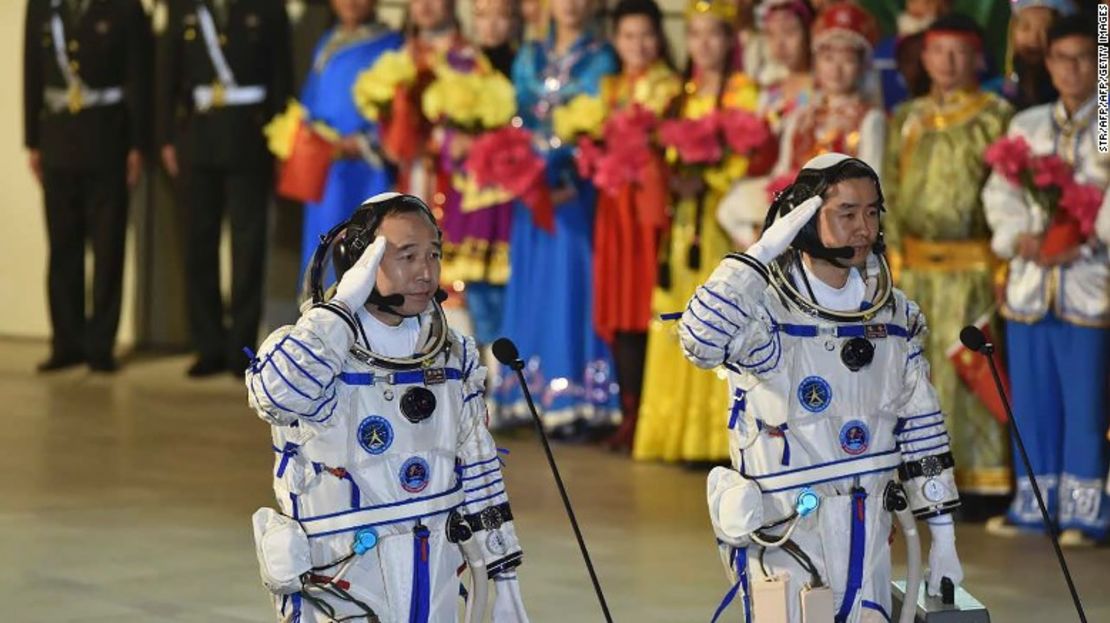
[
  {"xmin": 552, "ymin": 94, "xmax": 606, "ymax": 143},
  {"xmin": 351, "ymin": 50, "xmax": 417, "ymax": 122},
  {"xmin": 264, "ymin": 99, "xmax": 342, "ymax": 203},
  {"xmin": 422, "ymin": 66, "xmax": 516, "ymax": 133}
]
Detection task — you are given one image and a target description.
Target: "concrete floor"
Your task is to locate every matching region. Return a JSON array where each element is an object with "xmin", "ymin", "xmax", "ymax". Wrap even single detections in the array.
[{"xmin": 2, "ymin": 339, "xmax": 1108, "ymax": 622}]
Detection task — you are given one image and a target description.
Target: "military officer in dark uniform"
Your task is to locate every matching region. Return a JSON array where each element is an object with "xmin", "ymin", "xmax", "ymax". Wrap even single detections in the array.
[
  {"xmin": 23, "ymin": 0, "xmax": 152, "ymax": 373},
  {"xmin": 158, "ymin": 0, "xmax": 292, "ymax": 377}
]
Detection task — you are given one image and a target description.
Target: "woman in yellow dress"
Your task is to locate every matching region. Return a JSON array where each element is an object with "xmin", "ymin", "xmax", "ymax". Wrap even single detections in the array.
[{"xmin": 633, "ymin": 0, "xmax": 761, "ymax": 463}]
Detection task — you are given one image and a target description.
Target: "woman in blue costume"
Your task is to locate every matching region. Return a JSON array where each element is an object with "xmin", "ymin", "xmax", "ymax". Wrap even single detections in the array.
[
  {"xmin": 491, "ymin": 0, "xmax": 620, "ymax": 432},
  {"xmin": 297, "ymin": 0, "xmax": 403, "ymax": 274}
]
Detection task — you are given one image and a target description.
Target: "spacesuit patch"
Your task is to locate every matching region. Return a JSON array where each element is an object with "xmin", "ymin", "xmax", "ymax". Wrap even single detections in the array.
[{"xmin": 358, "ymin": 416, "xmax": 394, "ymax": 455}]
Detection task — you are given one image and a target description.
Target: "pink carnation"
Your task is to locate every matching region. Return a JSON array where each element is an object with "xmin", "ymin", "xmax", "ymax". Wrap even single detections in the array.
[
  {"xmin": 1058, "ymin": 181, "xmax": 1103, "ymax": 237},
  {"xmin": 658, "ymin": 116, "xmax": 722, "ymax": 165},
  {"xmin": 983, "ymin": 135, "xmax": 1032, "ymax": 184},
  {"xmin": 1029, "ymin": 154, "xmax": 1074, "ymax": 190},
  {"xmin": 718, "ymin": 109, "xmax": 772, "ymax": 155}
]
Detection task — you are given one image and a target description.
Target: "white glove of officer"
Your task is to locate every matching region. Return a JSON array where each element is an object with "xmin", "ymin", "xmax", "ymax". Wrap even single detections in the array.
[
  {"xmin": 333, "ymin": 235, "xmax": 387, "ymax": 311},
  {"xmin": 745, "ymin": 196, "xmax": 823, "ymax": 264},
  {"xmin": 491, "ymin": 573, "xmax": 530, "ymax": 623},
  {"xmin": 926, "ymin": 518, "xmax": 964, "ymax": 597}
]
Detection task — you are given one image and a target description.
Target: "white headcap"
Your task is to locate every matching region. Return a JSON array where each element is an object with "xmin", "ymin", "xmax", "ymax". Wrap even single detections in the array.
[{"xmin": 800, "ymin": 152, "xmax": 853, "ymax": 171}]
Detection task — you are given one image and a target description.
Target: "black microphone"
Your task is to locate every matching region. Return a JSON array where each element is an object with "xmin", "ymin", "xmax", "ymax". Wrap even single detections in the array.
[
  {"xmin": 492, "ymin": 337, "xmax": 613, "ymax": 623},
  {"xmin": 492, "ymin": 337, "xmax": 523, "ymax": 371},
  {"xmin": 958, "ymin": 325, "xmax": 989, "ymax": 354},
  {"xmin": 960, "ymin": 324, "xmax": 1087, "ymax": 622}
]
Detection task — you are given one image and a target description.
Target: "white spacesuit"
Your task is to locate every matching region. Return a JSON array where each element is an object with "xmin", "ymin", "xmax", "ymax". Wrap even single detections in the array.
[
  {"xmin": 683, "ymin": 155, "xmax": 963, "ymax": 622},
  {"xmin": 246, "ymin": 193, "xmax": 528, "ymax": 623}
]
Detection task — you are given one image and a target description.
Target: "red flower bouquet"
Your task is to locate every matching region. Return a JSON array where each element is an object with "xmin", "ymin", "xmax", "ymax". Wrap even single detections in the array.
[
  {"xmin": 465, "ymin": 126, "xmax": 553, "ymax": 230},
  {"xmin": 984, "ymin": 135, "xmax": 1103, "ymax": 261},
  {"xmin": 718, "ymin": 109, "xmax": 772, "ymax": 156},
  {"xmin": 659, "ymin": 115, "xmax": 723, "ymax": 165}
]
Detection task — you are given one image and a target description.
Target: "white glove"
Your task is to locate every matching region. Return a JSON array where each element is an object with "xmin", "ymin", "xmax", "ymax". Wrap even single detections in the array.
[
  {"xmin": 333, "ymin": 235, "xmax": 387, "ymax": 311},
  {"xmin": 926, "ymin": 518, "xmax": 964, "ymax": 597},
  {"xmin": 745, "ymin": 195, "xmax": 823, "ymax": 264},
  {"xmin": 491, "ymin": 573, "xmax": 530, "ymax": 623}
]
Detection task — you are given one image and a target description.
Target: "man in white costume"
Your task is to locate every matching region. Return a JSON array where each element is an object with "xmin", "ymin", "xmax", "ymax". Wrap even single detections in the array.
[
  {"xmin": 245, "ymin": 193, "xmax": 529, "ymax": 622},
  {"xmin": 982, "ymin": 15, "xmax": 1110, "ymax": 546},
  {"xmin": 682, "ymin": 154, "xmax": 963, "ymax": 622}
]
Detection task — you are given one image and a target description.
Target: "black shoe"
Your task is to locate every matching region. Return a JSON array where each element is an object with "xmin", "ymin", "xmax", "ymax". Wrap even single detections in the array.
[
  {"xmin": 37, "ymin": 353, "xmax": 85, "ymax": 373},
  {"xmin": 187, "ymin": 357, "xmax": 226, "ymax": 378},
  {"xmin": 88, "ymin": 356, "xmax": 120, "ymax": 374}
]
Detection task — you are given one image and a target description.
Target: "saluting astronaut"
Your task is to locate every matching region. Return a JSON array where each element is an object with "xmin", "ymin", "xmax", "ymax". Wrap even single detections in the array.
[
  {"xmin": 245, "ymin": 192, "xmax": 529, "ymax": 623},
  {"xmin": 681, "ymin": 154, "xmax": 963, "ymax": 622}
]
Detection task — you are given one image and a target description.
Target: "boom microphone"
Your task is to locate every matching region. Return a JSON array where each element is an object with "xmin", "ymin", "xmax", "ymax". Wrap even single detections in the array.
[
  {"xmin": 959, "ymin": 324, "xmax": 1086, "ymax": 622},
  {"xmin": 492, "ymin": 337, "xmax": 613, "ymax": 623}
]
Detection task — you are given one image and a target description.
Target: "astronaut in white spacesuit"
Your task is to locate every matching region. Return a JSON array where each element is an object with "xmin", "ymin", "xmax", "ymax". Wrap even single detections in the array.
[
  {"xmin": 245, "ymin": 193, "xmax": 529, "ymax": 623},
  {"xmin": 682, "ymin": 154, "xmax": 964, "ymax": 622}
]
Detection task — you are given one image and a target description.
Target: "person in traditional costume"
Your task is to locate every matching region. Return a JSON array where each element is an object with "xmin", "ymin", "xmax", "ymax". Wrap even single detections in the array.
[
  {"xmin": 588, "ymin": 0, "xmax": 681, "ymax": 451},
  {"xmin": 872, "ymin": 0, "xmax": 952, "ymax": 111},
  {"xmin": 753, "ymin": 0, "xmax": 815, "ymax": 134},
  {"xmin": 431, "ymin": 0, "xmax": 520, "ymax": 348},
  {"xmin": 272, "ymin": 0, "xmax": 401, "ymax": 276},
  {"xmin": 490, "ymin": 0, "xmax": 620, "ymax": 432},
  {"xmin": 719, "ymin": 1, "xmax": 884, "ymax": 249},
  {"xmin": 883, "ymin": 14, "xmax": 1013, "ymax": 508},
  {"xmin": 471, "ymin": 0, "xmax": 520, "ymax": 75},
  {"xmin": 982, "ymin": 16, "xmax": 1110, "ymax": 546},
  {"xmin": 631, "ymin": 0, "xmax": 762, "ymax": 463},
  {"xmin": 1002, "ymin": 0, "xmax": 1076, "ymax": 112}
]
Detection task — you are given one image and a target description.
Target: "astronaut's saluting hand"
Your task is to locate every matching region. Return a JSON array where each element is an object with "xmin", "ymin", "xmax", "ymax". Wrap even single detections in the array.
[
  {"xmin": 247, "ymin": 193, "xmax": 529, "ymax": 623},
  {"xmin": 686, "ymin": 154, "xmax": 963, "ymax": 622}
]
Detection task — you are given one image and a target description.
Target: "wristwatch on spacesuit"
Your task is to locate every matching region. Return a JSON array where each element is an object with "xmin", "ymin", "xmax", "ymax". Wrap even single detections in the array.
[{"xmin": 899, "ymin": 452, "xmax": 960, "ymax": 518}]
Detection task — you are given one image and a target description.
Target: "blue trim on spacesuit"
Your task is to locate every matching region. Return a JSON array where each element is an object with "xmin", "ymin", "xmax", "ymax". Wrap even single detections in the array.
[
  {"xmin": 693, "ymin": 292, "xmax": 742, "ymax": 329},
  {"xmin": 291, "ymin": 592, "xmax": 302, "ymax": 622},
  {"xmin": 685, "ymin": 302, "xmax": 732, "ymax": 338},
  {"xmin": 702, "ymin": 286, "xmax": 750, "ymax": 319},
  {"xmin": 285, "ymin": 335, "xmax": 338, "ymax": 372},
  {"xmin": 337, "ymin": 368, "xmax": 465, "ymax": 386},
  {"xmin": 463, "ymin": 390, "xmax": 484, "ymax": 404},
  {"xmin": 461, "ymin": 467, "xmax": 500, "ymax": 482},
  {"xmin": 466, "ymin": 488, "xmax": 508, "ymax": 506},
  {"xmin": 777, "ymin": 323, "xmax": 910, "ymax": 339},
  {"xmin": 301, "ymin": 481, "xmax": 464, "ymax": 523},
  {"xmin": 710, "ymin": 546, "xmax": 751, "ymax": 623},
  {"xmin": 835, "ymin": 489, "xmax": 867, "ymax": 623},
  {"xmin": 275, "ymin": 345, "xmax": 324, "ymax": 388},
  {"xmin": 410, "ymin": 525, "xmax": 432, "ymax": 623},
  {"xmin": 728, "ymin": 389, "xmax": 746, "ymax": 429},
  {"xmin": 464, "ymin": 478, "xmax": 504, "ymax": 494},
  {"xmin": 273, "ymin": 442, "xmax": 299, "ymax": 478},
  {"xmin": 250, "ymin": 372, "xmax": 338, "ymax": 422},
  {"xmin": 459, "ymin": 456, "xmax": 499, "ymax": 470},
  {"xmin": 684, "ymin": 325, "xmax": 727, "ymax": 354},
  {"xmin": 861, "ymin": 600, "xmax": 890, "ymax": 622}
]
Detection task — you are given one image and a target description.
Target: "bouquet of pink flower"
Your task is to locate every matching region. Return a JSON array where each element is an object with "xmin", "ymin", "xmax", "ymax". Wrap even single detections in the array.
[
  {"xmin": 576, "ymin": 104, "xmax": 659, "ymax": 194},
  {"xmin": 465, "ymin": 126, "xmax": 553, "ymax": 231},
  {"xmin": 984, "ymin": 134, "xmax": 1103, "ymax": 260}
]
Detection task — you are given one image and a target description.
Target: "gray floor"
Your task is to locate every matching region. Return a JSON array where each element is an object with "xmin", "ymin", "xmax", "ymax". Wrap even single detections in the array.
[{"xmin": 2, "ymin": 339, "xmax": 1107, "ymax": 622}]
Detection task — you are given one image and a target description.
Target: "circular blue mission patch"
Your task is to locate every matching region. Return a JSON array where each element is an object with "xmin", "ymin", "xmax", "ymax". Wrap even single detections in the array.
[
  {"xmin": 839, "ymin": 420, "xmax": 871, "ymax": 456},
  {"xmin": 797, "ymin": 376, "xmax": 833, "ymax": 413},
  {"xmin": 358, "ymin": 416, "xmax": 393, "ymax": 455},
  {"xmin": 400, "ymin": 456, "xmax": 430, "ymax": 493}
]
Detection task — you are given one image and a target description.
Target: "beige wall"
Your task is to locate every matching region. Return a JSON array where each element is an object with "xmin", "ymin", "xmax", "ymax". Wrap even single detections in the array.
[{"xmin": 0, "ymin": 2, "xmax": 140, "ymax": 344}]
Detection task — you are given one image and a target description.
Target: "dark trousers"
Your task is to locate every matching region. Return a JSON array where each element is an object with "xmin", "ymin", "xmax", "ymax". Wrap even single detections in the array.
[
  {"xmin": 42, "ymin": 166, "xmax": 128, "ymax": 361},
  {"xmin": 183, "ymin": 165, "xmax": 270, "ymax": 367}
]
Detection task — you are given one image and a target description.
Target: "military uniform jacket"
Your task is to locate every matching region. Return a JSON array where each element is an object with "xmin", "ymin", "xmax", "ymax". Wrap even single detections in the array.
[
  {"xmin": 23, "ymin": 0, "xmax": 152, "ymax": 169},
  {"xmin": 158, "ymin": 0, "xmax": 292, "ymax": 171}
]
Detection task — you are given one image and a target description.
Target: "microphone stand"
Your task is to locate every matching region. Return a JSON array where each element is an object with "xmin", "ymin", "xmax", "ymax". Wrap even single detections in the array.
[
  {"xmin": 977, "ymin": 338, "xmax": 1087, "ymax": 623},
  {"xmin": 501, "ymin": 350, "xmax": 614, "ymax": 623}
]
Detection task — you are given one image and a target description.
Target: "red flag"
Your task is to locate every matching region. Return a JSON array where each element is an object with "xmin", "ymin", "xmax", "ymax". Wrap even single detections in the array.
[{"xmin": 946, "ymin": 311, "xmax": 1010, "ymax": 424}]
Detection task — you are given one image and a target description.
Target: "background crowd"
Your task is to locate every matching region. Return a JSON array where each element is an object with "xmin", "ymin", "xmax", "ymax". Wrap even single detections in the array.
[{"xmin": 24, "ymin": 0, "xmax": 1110, "ymax": 544}]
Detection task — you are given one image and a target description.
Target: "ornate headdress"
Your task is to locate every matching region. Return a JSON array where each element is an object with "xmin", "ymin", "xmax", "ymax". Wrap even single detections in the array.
[
  {"xmin": 685, "ymin": 0, "xmax": 739, "ymax": 25},
  {"xmin": 811, "ymin": 2, "xmax": 879, "ymax": 54}
]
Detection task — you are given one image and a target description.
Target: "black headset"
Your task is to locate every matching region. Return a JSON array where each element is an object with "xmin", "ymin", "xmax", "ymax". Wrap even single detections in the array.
[
  {"xmin": 762, "ymin": 156, "xmax": 886, "ymax": 267},
  {"xmin": 307, "ymin": 193, "xmax": 447, "ymax": 312}
]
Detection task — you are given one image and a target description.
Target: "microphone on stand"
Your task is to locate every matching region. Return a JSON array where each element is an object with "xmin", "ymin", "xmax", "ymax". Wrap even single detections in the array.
[
  {"xmin": 492, "ymin": 338, "xmax": 614, "ymax": 623},
  {"xmin": 959, "ymin": 325, "xmax": 1087, "ymax": 623}
]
